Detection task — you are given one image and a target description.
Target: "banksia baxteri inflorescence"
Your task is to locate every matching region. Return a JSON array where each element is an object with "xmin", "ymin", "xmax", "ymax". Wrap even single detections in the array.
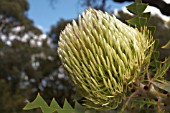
[{"xmin": 58, "ymin": 8, "xmax": 154, "ymax": 109}]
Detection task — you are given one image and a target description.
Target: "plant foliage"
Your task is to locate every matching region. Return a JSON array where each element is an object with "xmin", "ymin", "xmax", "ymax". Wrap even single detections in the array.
[{"xmin": 23, "ymin": 0, "xmax": 170, "ymax": 113}]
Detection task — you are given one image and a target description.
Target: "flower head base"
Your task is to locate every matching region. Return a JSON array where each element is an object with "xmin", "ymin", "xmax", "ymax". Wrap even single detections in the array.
[{"xmin": 58, "ymin": 8, "xmax": 154, "ymax": 109}]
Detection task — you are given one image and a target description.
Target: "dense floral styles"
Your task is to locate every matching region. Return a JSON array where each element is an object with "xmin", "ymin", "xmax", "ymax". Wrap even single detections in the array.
[{"xmin": 58, "ymin": 8, "xmax": 154, "ymax": 109}]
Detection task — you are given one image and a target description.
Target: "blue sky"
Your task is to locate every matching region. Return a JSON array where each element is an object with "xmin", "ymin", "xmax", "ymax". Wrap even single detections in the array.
[{"xmin": 27, "ymin": 0, "xmax": 130, "ymax": 33}]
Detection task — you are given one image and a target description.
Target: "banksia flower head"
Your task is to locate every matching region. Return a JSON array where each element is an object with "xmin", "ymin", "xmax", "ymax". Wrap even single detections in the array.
[{"xmin": 58, "ymin": 8, "xmax": 154, "ymax": 109}]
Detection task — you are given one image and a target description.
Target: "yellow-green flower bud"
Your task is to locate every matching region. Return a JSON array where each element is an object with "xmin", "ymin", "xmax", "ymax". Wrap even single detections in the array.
[{"xmin": 58, "ymin": 8, "xmax": 154, "ymax": 109}]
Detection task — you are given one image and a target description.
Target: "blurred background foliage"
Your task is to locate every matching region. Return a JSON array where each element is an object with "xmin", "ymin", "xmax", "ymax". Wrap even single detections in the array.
[{"xmin": 0, "ymin": 0, "xmax": 169, "ymax": 113}]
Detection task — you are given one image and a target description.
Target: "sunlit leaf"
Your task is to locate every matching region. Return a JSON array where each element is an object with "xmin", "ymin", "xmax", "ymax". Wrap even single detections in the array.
[
  {"xmin": 56, "ymin": 99, "xmax": 74, "ymax": 113},
  {"xmin": 50, "ymin": 98, "xmax": 62, "ymax": 112},
  {"xmin": 23, "ymin": 93, "xmax": 53, "ymax": 113},
  {"xmin": 23, "ymin": 93, "xmax": 48, "ymax": 110}
]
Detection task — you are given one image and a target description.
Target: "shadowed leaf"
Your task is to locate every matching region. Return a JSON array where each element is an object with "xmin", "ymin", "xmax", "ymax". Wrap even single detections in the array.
[
  {"xmin": 126, "ymin": 16, "xmax": 147, "ymax": 28},
  {"xmin": 126, "ymin": 3, "xmax": 147, "ymax": 15}
]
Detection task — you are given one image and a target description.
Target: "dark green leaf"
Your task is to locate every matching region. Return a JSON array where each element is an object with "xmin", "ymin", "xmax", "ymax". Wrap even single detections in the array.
[
  {"xmin": 126, "ymin": 3, "xmax": 148, "ymax": 15},
  {"xmin": 126, "ymin": 16, "xmax": 147, "ymax": 28},
  {"xmin": 141, "ymin": 12, "xmax": 151, "ymax": 23}
]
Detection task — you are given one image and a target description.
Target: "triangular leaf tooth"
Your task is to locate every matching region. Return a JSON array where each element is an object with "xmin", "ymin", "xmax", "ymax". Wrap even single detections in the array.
[
  {"xmin": 126, "ymin": 16, "xmax": 147, "ymax": 29},
  {"xmin": 126, "ymin": 3, "xmax": 136, "ymax": 14},
  {"xmin": 126, "ymin": 3, "xmax": 148, "ymax": 15},
  {"xmin": 50, "ymin": 98, "xmax": 62, "ymax": 110},
  {"xmin": 161, "ymin": 41, "xmax": 170, "ymax": 49},
  {"xmin": 23, "ymin": 93, "xmax": 48, "ymax": 110},
  {"xmin": 75, "ymin": 102, "xmax": 86, "ymax": 113},
  {"xmin": 63, "ymin": 99, "xmax": 74, "ymax": 109}
]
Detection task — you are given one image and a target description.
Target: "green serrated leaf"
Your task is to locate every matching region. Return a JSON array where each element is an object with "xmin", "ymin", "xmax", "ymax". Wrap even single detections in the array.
[
  {"xmin": 41, "ymin": 107, "xmax": 54, "ymax": 113},
  {"xmin": 75, "ymin": 102, "xmax": 86, "ymax": 113},
  {"xmin": 152, "ymin": 81, "xmax": 170, "ymax": 93},
  {"xmin": 56, "ymin": 99, "xmax": 75, "ymax": 113},
  {"xmin": 23, "ymin": 93, "xmax": 54, "ymax": 113},
  {"xmin": 126, "ymin": 3, "xmax": 148, "ymax": 15},
  {"xmin": 23, "ymin": 93, "xmax": 49, "ymax": 110},
  {"xmin": 63, "ymin": 99, "xmax": 74, "ymax": 109},
  {"xmin": 141, "ymin": 12, "xmax": 151, "ymax": 23},
  {"xmin": 126, "ymin": 16, "xmax": 147, "ymax": 28},
  {"xmin": 50, "ymin": 98, "xmax": 62, "ymax": 111},
  {"xmin": 161, "ymin": 41, "xmax": 170, "ymax": 49}
]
